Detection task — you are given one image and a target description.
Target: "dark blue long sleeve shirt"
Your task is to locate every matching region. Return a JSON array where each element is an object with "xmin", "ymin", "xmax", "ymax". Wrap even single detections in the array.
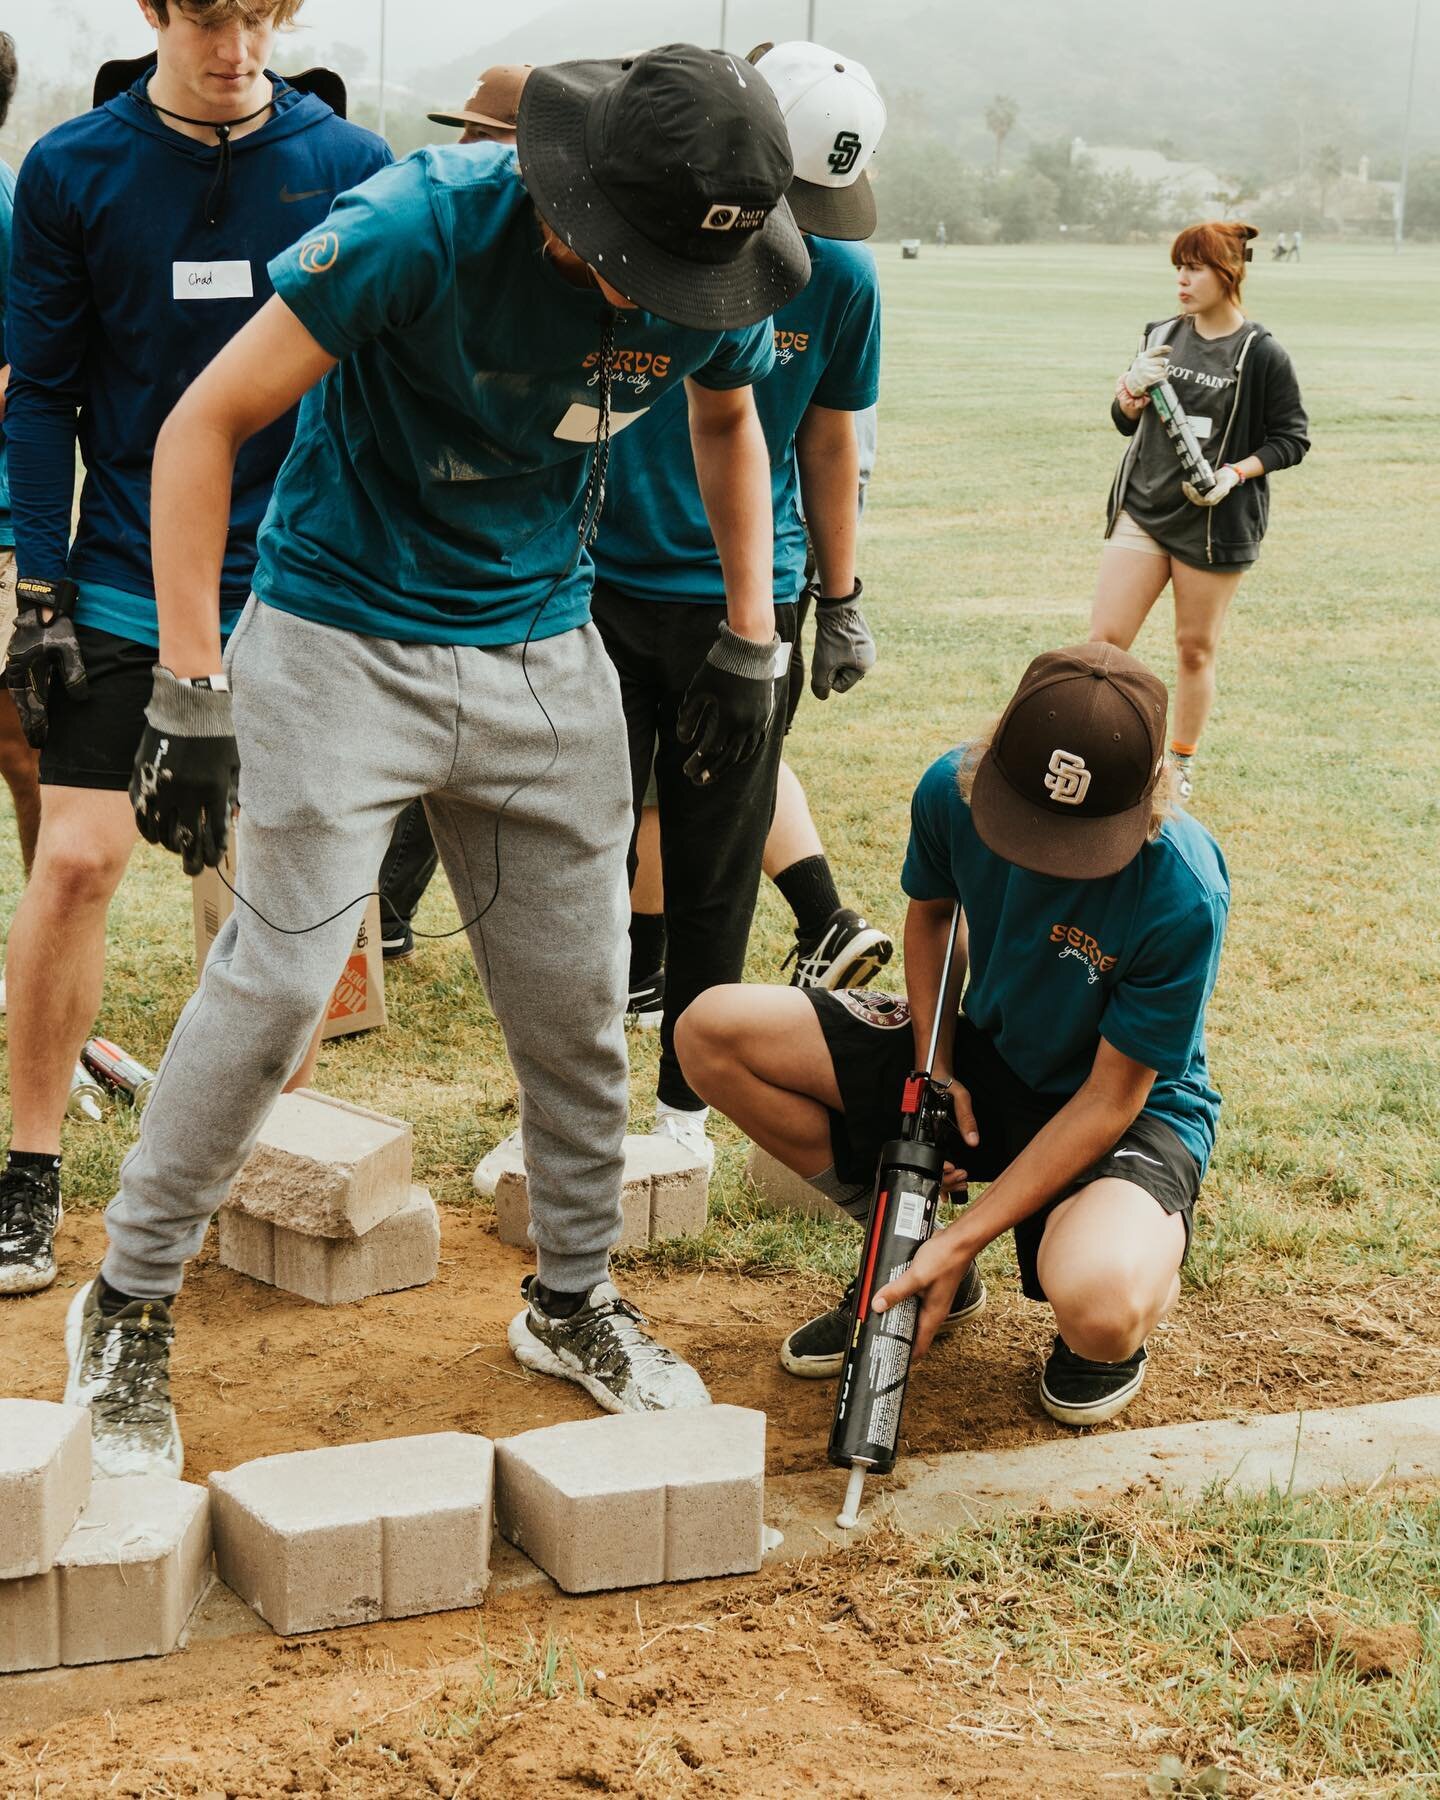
[{"xmin": 4, "ymin": 74, "xmax": 389, "ymax": 644}]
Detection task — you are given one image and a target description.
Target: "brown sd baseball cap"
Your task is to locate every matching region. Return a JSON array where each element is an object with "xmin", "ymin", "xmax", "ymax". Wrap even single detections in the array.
[
  {"xmin": 428, "ymin": 64, "xmax": 532, "ymax": 136},
  {"xmin": 969, "ymin": 643, "xmax": 1168, "ymax": 879}
]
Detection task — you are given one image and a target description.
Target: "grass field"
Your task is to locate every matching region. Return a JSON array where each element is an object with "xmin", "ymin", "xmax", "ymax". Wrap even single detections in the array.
[{"xmin": 2, "ymin": 240, "xmax": 1437, "ymax": 1793}]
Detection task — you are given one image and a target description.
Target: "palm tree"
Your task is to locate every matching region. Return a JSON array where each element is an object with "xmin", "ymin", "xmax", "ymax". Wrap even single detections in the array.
[{"xmin": 985, "ymin": 95, "xmax": 1018, "ymax": 175}]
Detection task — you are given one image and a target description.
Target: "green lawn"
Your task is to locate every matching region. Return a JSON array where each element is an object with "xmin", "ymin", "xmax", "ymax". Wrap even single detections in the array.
[
  {"xmin": 1, "ymin": 240, "xmax": 1436, "ymax": 1794},
  {"xmin": 18, "ymin": 238, "xmax": 1436, "ymax": 1296}
]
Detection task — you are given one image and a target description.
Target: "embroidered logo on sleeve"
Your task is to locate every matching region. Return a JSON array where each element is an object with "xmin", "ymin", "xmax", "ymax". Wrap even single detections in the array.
[
  {"xmin": 298, "ymin": 232, "xmax": 340, "ymax": 275},
  {"xmin": 1043, "ymin": 748, "xmax": 1091, "ymax": 805}
]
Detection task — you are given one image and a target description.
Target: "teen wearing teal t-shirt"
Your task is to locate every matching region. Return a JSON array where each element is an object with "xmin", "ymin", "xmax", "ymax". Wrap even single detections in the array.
[
  {"xmin": 60, "ymin": 48, "xmax": 812, "ymax": 1480},
  {"xmin": 679, "ymin": 643, "xmax": 1229, "ymax": 1430},
  {"xmin": 587, "ymin": 40, "xmax": 889, "ymax": 1172}
]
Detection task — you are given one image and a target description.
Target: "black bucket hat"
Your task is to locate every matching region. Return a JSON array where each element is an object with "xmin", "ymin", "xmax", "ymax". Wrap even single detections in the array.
[{"xmin": 517, "ymin": 43, "xmax": 810, "ymax": 331}]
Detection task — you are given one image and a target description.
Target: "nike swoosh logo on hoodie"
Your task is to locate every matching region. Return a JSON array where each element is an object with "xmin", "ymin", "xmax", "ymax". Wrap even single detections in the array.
[{"xmin": 280, "ymin": 184, "xmax": 329, "ymax": 203}]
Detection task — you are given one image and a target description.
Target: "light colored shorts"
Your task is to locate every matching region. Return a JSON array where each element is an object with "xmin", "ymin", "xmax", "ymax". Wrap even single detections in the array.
[{"xmin": 1109, "ymin": 510, "xmax": 1168, "ymax": 558}]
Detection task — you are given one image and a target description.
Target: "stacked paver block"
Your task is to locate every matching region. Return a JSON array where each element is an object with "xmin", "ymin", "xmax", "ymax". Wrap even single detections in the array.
[
  {"xmin": 494, "ymin": 1133, "xmax": 708, "ymax": 1251},
  {"xmin": 210, "ymin": 1433, "xmax": 494, "ymax": 1634},
  {"xmin": 0, "ymin": 1399, "xmax": 91, "ymax": 1579},
  {"xmin": 1, "ymin": 1402, "xmax": 212, "ymax": 1672},
  {"xmin": 744, "ymin": 1143, "xmax": 836, "ymax": 1221},
  {"xmin": 218, "ymin": 1089, "xmax": 438, "ymax": 1304},
  {"xmin": 494, "ymin": 1405, "xmax": 766, "ymax": 1593}
]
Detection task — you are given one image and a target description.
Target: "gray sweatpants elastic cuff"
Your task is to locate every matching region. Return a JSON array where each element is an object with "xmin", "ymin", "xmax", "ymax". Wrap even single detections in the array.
[
  {"xmin": 99, "ymin": 1244, "xmax": 185, "ymax": 1304},
  {"xmin": 808, "ymin": 1164, "xmax": 872, "ymax": 1223},
  {"xmin": 535, "ymin": 1246, "xmax": 612, "ymax": 1294}
]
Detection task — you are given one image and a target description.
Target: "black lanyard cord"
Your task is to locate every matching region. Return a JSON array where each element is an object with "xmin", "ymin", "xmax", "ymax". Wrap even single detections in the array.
[{"xmin": 145, "ymin": 82, "xmax": 274, "ymax": 227}]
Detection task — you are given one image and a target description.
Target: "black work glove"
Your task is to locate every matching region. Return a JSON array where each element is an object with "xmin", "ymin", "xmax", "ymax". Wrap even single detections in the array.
[
  {"xmin": 4, "ymin": 576, "xmax": 88, "ymax": 747},
  {"xmin": 809, "ymin": 577, "xmax": 876, "ymax": 699},
  {"xmin": 676, "ymin": 621, "xmax": 782, "ymax": 787},
  {"xmin": 129, "ymin": 667, "xmax": 240, "ymax": 877}
]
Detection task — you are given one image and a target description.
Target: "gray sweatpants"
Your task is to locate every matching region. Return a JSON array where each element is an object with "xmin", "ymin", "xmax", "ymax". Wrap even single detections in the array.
[{"xmin": 103, "ymin": 600, "xmax": 632, "ymax": 1299}]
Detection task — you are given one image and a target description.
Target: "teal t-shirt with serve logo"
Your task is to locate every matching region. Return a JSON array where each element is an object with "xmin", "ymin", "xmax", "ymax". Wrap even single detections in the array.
[
  {"xmin": 591, "ymin": 232, "xmax": 881, "ymax": 604},
  {"xmin": 255, "ymin": 146, "xmax": 774, "ymax": 645},
  {"xmin": 901, "ymin": 748, "xmax": 1230, "ymax": 1173}
]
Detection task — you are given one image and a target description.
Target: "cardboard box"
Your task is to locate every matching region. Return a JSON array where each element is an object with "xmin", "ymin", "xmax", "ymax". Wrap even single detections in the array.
[{"xmin": 192, "ymin": 830, "xmax": 385, "ymax": 1042}]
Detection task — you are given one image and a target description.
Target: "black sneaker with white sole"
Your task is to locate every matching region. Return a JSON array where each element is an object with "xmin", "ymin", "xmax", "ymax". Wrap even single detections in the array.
[
  {"xmin": 64, "ymin": 1280, "xmax": 184, "ymax": 1477},
  {"xmin": 784, "ymin": 907, "xmax": 894, "ymax": 992},
  {"xmin": 779, "ymin": 1263, "xmax": 986, "ymax": 1378},
  {"xmin": 626, "ymin": 966, "xmax": 665, "ymax": 1029},
  {"xmin": 508, "ymin": 1275, "xmax": 711, "ymax": 1413},
  {"xmin": 1038, "ymin": 1336, "xmax": 1147, "ymax": 1426},
  {"xmin": 380, "ymin": 918, "xmax": 415, "ymax": 962},
  {"xmin": 0, "ymin": 1161, "xmax": 64, "ymax": 1296}
]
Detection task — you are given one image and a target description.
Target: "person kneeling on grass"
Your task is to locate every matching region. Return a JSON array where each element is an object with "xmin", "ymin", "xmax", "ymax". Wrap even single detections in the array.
[{"xmin": 677, "ymin": 642, "xmax": 1229, "ymax": 1426}]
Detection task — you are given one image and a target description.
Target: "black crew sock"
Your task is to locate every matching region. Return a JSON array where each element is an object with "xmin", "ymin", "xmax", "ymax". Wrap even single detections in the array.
[
  {"xmin": 773, "ymin": 855, "xmax": 843, "ymax": 944},
  {"xmin": 95, "ymin": 1275, "xmax": 175, "ymax": 1315},
  {"xmin": 6, "ymin": 1149, "xmax": 61, "ymax": 1177},
  {"xmin": 531, "ymin": 1278, "xmax": 591, "ymax": 1319},
  {"xmin": 628, "ymin": 911, "xmax": 667, "ymax": 983}
]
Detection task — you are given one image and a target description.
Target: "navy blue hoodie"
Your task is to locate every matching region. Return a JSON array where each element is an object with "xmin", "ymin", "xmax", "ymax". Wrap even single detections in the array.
[{"xmin": 4, "ymin": 74, "xmax": 389, "ymax": 643}]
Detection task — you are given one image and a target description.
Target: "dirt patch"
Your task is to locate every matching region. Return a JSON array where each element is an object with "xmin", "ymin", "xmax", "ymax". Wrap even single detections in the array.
[
  {"xmin": 3, "ymin": 1209, "xmax": 1438, "ymax": 1485},
  {"xmin": 1234, "ymin": 1609, "xmax": 1424, "ymax": 1680},
  {"xmin": 1, "ymin": 1541, "xmax": 1165, "ymax": 1797}
]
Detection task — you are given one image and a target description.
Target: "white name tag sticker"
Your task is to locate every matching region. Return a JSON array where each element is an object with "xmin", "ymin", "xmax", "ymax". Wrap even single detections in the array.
[
  {"xmin": 1188, "ymin": 415, "xmax": 1213, "ymax": 439},
  {"xmin": 552, "ymin": 403, "xmax": 648, "ymax": 444},
  {"xmin": 172, "ymin": 261, "xmax": 254, "ymax": 301}
]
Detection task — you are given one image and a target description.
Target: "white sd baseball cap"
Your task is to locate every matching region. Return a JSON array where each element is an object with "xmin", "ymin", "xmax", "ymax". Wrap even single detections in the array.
[{"xmin": 749, "ymin": 40, "xmax": 887, "ymax": 239}]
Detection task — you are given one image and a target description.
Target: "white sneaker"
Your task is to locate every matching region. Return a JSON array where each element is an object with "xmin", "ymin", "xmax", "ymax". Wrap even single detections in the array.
[
  {"xmin": 508, "ymin": 1276, "xmax": 711, "ymax": 1413},
  {"xmin": 65, "ymin": 1281, "xmax": 183, "ymax": 1479},
  {"xmin": 472, "ymin": 1126, "xmax": 524, "ymax": 1198},
  {"xmin": 650, "ymin": 1102, "xmax": 715, "ymax": 1176}
]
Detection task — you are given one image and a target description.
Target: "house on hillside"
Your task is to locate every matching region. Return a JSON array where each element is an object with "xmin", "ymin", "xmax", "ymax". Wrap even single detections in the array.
[{"xmin": 1076, "ymin": 141, "xmax": 1225, "ymax": 215}]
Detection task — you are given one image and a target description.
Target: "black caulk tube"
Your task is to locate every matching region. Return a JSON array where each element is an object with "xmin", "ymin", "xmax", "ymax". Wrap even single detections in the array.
[{"xmin": 829, "ymin": 903, "xmax": 963, "ymax": 1527}]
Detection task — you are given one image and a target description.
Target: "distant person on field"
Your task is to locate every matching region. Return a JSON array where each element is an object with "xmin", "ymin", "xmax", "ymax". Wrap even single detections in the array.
[
  {"xmin": 0, "ymin": 31, "xmax": 42, "ymax": 1011},
  {"xmin": 1271, "ymin": 231, "xmax": 1289, "ymax": 261},
  {"xmin": 1090, "ymin": 221, "xmax": 1309, "ymax": 804},
  {"xmin": 935, "ymin": 219, "xmax": 947, "ymax": 247},
  {"xmin": 679, "ymin": 643, "xmax": 1229, "ymax": 1429}
]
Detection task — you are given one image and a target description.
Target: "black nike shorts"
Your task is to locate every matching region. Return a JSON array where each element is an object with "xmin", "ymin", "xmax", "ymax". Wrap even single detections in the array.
[
  {"xmin": 808, "ymin": 988, "xmax": 1201, "ymax": 1303},
  {"xmin": 39, "ymin": 625, "xmax": 155, "ymax": 792}
]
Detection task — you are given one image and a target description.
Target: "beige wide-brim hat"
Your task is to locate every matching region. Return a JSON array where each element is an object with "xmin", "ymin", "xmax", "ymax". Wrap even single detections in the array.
[{"xmin": 428, "ymin": 63, "xmax": 531, "ymax": 135}]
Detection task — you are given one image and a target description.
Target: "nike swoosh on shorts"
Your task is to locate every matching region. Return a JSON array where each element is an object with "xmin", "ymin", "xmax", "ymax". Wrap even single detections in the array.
[{"xmin": 1113, "ymin": 1148, "xmax": 1163, "ymax": 1166}]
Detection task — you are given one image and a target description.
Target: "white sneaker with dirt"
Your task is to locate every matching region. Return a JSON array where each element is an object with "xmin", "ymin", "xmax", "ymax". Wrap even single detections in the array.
[
  {"xmin": 508, "ymin": 1276, "xmax": 711, "ymax": 1412},
  {"xmin": 0, "ymin": 1162, "xmax": 64, "ymax": 1295},
  {"xmin": 650, "ymin": 1101, "xmax": 714, "ymax": 1176},
  {"xmin": 64, "ymin": 1280, "xmax": 184, "ymax": 1478},
  {"xmin": 784, "ymin": 908, "xmax": 894, "ymax": 992},
  {"xmin": 472, "ymin": 1126, "xmax": 524, "ymax": 1198}
]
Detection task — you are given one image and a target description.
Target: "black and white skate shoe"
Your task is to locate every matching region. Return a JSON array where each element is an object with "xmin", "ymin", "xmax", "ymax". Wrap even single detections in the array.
[
  {"xmin": 1038, "ymin": 1336, "xmax": 1147, "ymax": 1426},
  {"xmin": 64, "ymin": 1280, "xmax": 183, "ymax": 1478},
  {"xmin": 0, "ymin": 1161, "xmax": 64, "ymax": 1296},
  {"xmin": 508, "ymin": 1276, "xmax": 711, "ymax": 1413},
  {"xmin": 380, "ymin": 918, "xmax": 416, "ymax": 962},
  {"xmin": 784, "ymin": 908, "xmax": 894, "ymax": 992},
  {"xmin": 779, "ymin": 1264, "xmax": 987, "ymax": 1379},
  {"xmin": 626, "ymin": 967, "xmax": 665, "ymax": 1029}
]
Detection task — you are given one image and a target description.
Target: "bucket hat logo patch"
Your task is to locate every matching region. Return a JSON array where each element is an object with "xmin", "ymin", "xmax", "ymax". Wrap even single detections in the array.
[
  {"xmin": 1044, "ymin": 750, "xmax": 1092, "ymax": 806},
  {"xmin": 700, "ymin": 203, "xmax": 769, "ymax": 232}
]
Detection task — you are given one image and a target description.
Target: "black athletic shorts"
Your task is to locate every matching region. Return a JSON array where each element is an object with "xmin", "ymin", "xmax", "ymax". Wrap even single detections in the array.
[
  {"xmin": 809, "ymin": 988, "xmax": 1201, "ymax": 1303},
  {"xmin": 39, "ymin": 625, "xmax": 155, "ymax": 792}
]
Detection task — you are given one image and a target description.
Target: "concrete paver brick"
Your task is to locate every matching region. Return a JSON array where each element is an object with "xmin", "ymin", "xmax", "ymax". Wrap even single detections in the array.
[
  {"xmin": 219, "ymin": 1186, "xmax": 440, "ymax": 1305},
  {"xmin": 494, "ymin": 1405, "xmax": 765, "ymax": 1594},
  {"xmin": 210, "ymin": 1433, "xmax": 493, "ymax": 1634},
  {"xmin": 0, "ymin": 1399, "xmax": 92, "ymax": 1579},
  {"xmin": 495, "ymin": 1134, "xmax": 707, "ymax": 1252},
  {"xmin": 0, "ymin": 1477, "xmax": 211, "ymax": 1672},
  {"xmin": 226, "ymin": 1088, "xmax": 412, "ymax": 1238}
]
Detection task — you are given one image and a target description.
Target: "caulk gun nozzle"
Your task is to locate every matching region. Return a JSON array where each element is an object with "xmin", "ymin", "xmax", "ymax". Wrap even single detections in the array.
[
  {"xmin": 836, "ymin": 1464, "xmax": 867, "ymax": 1530},
  {"xmin": 80, "ymin": 1096, "xmax": 104, "ymax": 1123}
]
